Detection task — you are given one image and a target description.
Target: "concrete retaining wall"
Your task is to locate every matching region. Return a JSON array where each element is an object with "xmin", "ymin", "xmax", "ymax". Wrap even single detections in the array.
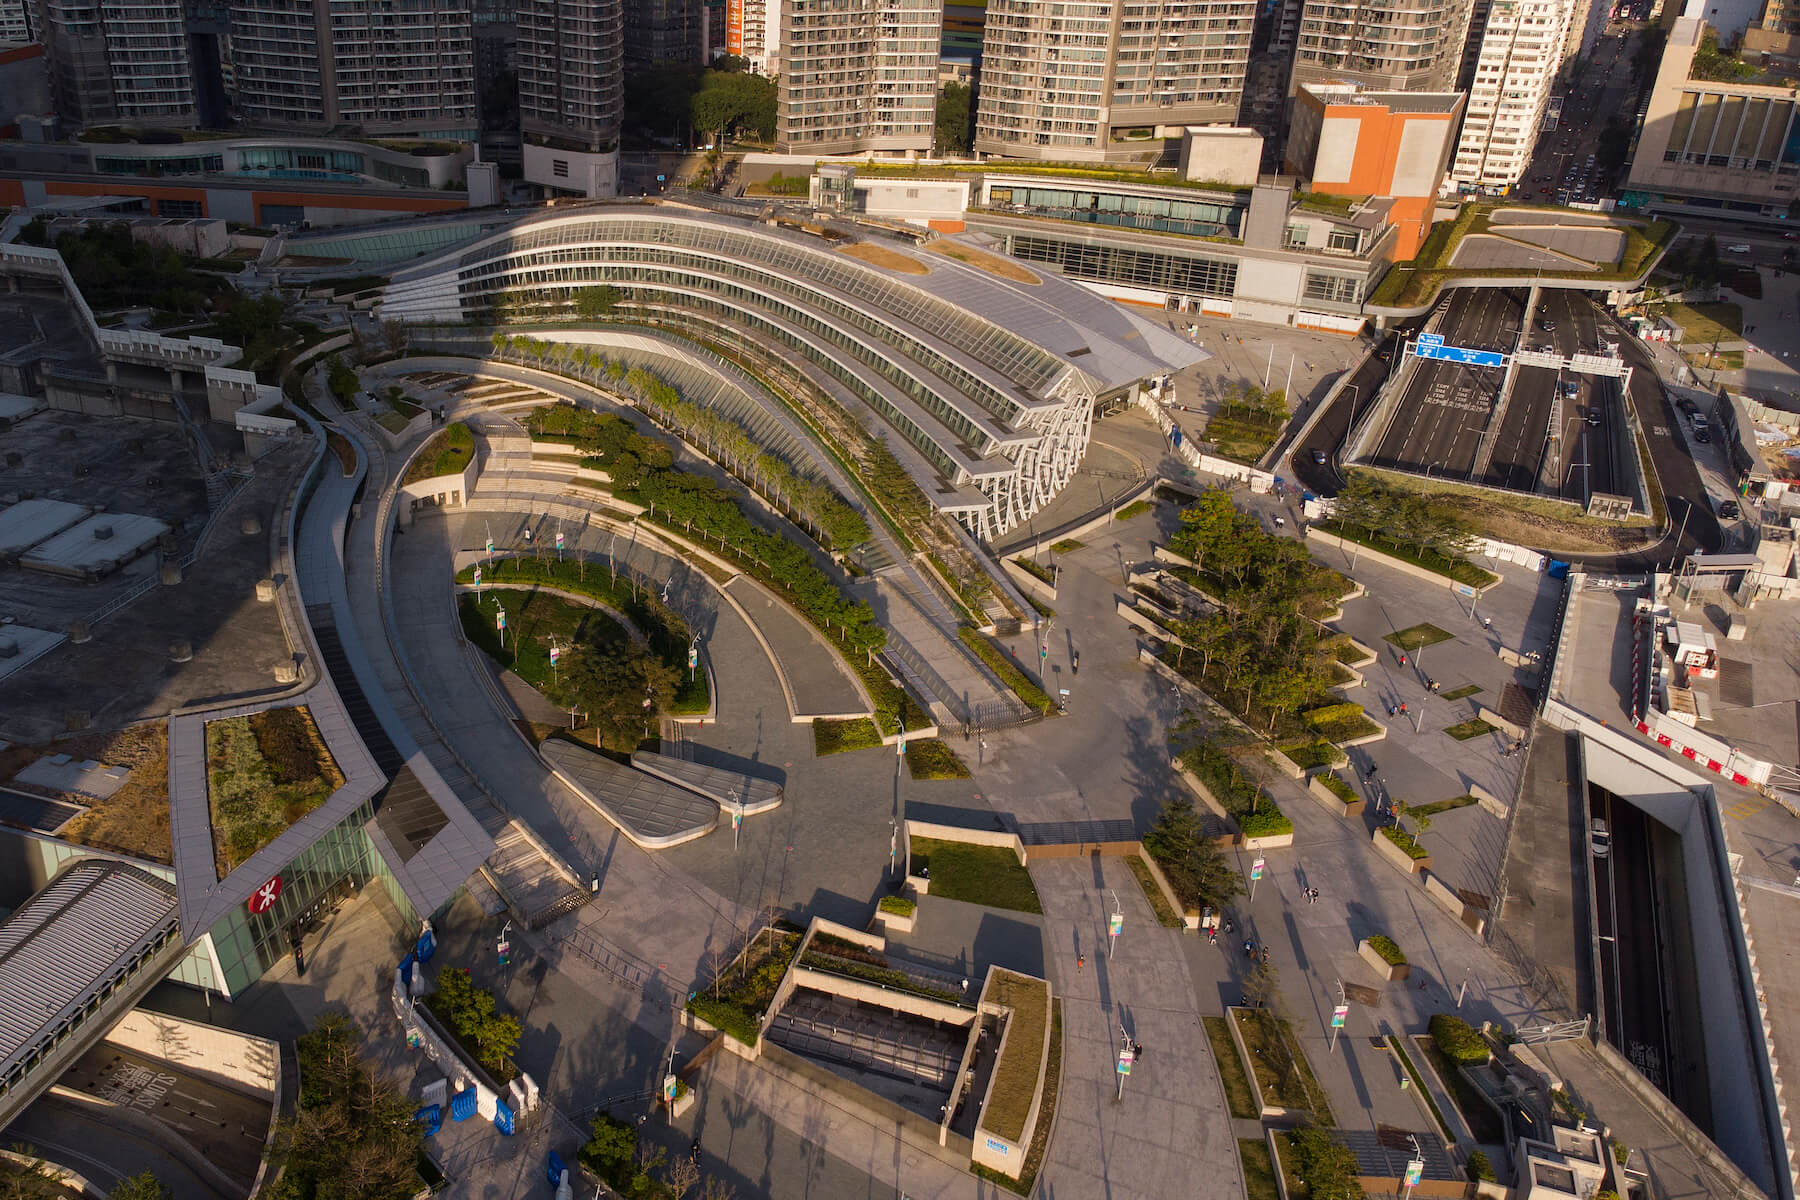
[
  {"xmin": 1307, "ymin": 775, "xmax": 1363, "ymax": 817},
  {"xmin": 104, "ymin": 1009, "xmax": 279, "ymax": 1099},
  {"xmin": 789, "ymin": 966, "xmax": 975, "ymax": 1025},
  {"xmin": 1371, "ymin": 826, "xmax": 1430, "ymax": 875},
  {"xmin": 1305, "ymin": 527, "xmax": 1497, "ymax": 597},
  {"xmin": 1357, "ymin": 939, "xmax": 1410, "ymax": 981},
  {"xmin": 972, "ymin": 971, "xmax": 1054, "ymax": 1179},
  {"xmin": 1000, "ymin": 557, "xmax": 1058, "ymax": 603},
  {"xmin": 1422, "ymin": 872, "xmax": 1488, "ymax": 937},
  {"xmin": 905, "ymin": 819, "xmax": 1026, "ymax": 865},
  {"xmin": 1136, "ymin": 847, "xmax": 1200, "ymax": 928}
]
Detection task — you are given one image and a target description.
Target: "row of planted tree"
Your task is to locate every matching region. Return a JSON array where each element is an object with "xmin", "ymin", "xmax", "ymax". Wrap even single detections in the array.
[{"xmin": 491, "ymin": 332, "xmax": 871, "ymax": 552}]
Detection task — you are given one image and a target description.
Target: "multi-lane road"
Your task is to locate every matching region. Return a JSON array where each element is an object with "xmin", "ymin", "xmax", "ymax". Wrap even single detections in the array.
[
  {"xmin": 1364, "ymin": 288, "xmax": 1518, "ymax": 479},
  {"xmin": 1290, "ymin": 287, "xmax": 1725, "ymax": 568}
]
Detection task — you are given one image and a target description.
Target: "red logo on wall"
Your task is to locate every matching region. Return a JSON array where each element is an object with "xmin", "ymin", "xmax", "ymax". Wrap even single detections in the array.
[{"xmin": 247, "ymin": 874, "xmax": 283, "ymax": 915}]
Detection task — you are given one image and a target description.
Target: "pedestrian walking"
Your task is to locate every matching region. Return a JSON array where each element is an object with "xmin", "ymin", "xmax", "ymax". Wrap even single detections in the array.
[
  {"xmin": 1077, "ymin": 953, "xmax": 1085, "ymax": 974},
  {"xmin": 1482, "ymin": 616, "xmax": 1492, "ymax": 631},
  {"xmin": 1310, "ymin": 887, "xmax": 1320, "ymax": 903},
  {"xmin": 1398, "ymin": 652, "xmax": 1408, "ymax": 667},
  {"xmin": 1261, "ymin": 947, "xmax": 1271, "ymax": 965}
]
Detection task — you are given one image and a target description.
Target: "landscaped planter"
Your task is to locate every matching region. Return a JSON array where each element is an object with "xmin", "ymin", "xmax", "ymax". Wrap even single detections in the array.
[
  {"xmin": 1241, "ymin": 829, "xmax": 1295, "ymax": 851},
  {"xmin": 875, "ymin": 895, "xmax": 917, "ymax": 933},
  {"xmin": 1372, "ymin": 825, "xmax": 1430, "ymax": 875},
  {"xmin": 1358, "ymin": 937, "xmax": 1411, "ymax": 982},
  {"xmin": 1308, "ymin": 774, "xmax": 1363, "ymax": 818},
  {"xmin": 669, "ymin": 1084, "xmax": 697, "ymax": 1118}
]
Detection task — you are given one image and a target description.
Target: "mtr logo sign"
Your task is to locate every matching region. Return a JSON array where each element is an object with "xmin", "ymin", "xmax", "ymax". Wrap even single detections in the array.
[{"xmin": 247, "ymin": 874, "xmax": 283, "ymax": 915}]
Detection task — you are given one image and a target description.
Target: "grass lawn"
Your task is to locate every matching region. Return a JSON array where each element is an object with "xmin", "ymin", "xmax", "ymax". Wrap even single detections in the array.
[
  {"xmin": 455, "ymin": 557, "xmax": 707, "ymax": 713},
  {"xmin": 401, "ymin": 421, "xmax": 474, "ymax": 483},
  {"xmin": 1440, "ymin": 684, "xmax": 1482, "ymax": 701},
  {"xmin": 910, "ymin": 836, "xmax": 1042, "ymax": 913},
  {"xmin": 1205, "ymin": 1017, "xmax": 1259, "ymax": 1119},
  {"xmin": 1203, "ymin": 412, "xmax": 1285, "ymax": 464},
  {"xmin": 1411, "ymin": 794, "xmax": 1478, "ymax": 817},
  {"xmin": 813, "ymin": 717, "xmax": 884, "ymax": 756},
  {"xmin": 1655, "ymin": 300, "xmax": 1743, "ymax": 346},
  {"xmin": 1051, "ymin": 538, "xmax": 1085, "ymax": 553},
  {"xmin": 981, "ymin": 971, "xmax": 1049, "ymax": 1143},
  {"xmin": 906, "ymin": 738, "xmax": 971, "ymax": 780},
  {"xmin": 1444, "ymin": 719, "xmax": 1497, "ymax": 741},
  {"xmin": 1239, "ymin": 1138, "xmax": 1280, "ymax": 1200},
  {"xmin": 1383, "ymin": 623, "xmax": 1456, "ymax": 650},
  {"xmin": 1318, "ymin": 521, "xmax": 1499, "ymax": 588},
  {"xmin": 206, "ymin": 707, "xmax": 344, "ymax": 880},
  {"xmin": 1418, "ymin": 1035, "xmax": 1506, "ymax": 1142},
  {"xmin": 1683, "ymin": 348, "xmax": 1745, "ymax": 371},
  {"xmin": 1127, "ymin": 853, "xmax": 1183, "ymax": 928},
  {"xmin": 972, "ymin": 1001, "xmax": 1064, "ymax": 1196},
  {"xmin": 1234, "ymin": 1009, "xmax": 1335, "ymax": 1122},
  {"xmin": 1114, "ymin": 499, "xmax": 1154, "ymax": 521}
]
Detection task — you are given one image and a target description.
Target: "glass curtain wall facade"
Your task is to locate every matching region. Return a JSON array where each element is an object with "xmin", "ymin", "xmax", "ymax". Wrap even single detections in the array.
[{"xmin": 204, "ymin": 804, "xmax": 414, "ymax": 996}]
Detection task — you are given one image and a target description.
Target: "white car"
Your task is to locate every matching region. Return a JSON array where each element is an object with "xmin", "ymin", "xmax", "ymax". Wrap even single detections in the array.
[
  {"xmin": 1590, "ymin": 818, "xmax": 1612, "ymax": 859},
  {"xmin": 1728, "ymin": 243, "xmax": 1752, "ymax": 254}
]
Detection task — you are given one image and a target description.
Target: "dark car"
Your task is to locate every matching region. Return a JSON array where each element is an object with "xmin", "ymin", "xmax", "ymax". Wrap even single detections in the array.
[
  {"xmin": 1676, "ymin": 397, "xmax": 1698, "ymax": 415},
  {"xmin": 1537, "ymin": 318, "xmax": 1557, "ymax": 332},
  {"xmin": 1311, "ymin": 448, "xmax": 1329, "ymax": 466},
  {"xmin": 1695, "ymin": 428, "xmax": 1712, "ymax": 443},
  {"xmin": 1720, "ymin": 499, "xmax": 1741, "ymax": 519}
]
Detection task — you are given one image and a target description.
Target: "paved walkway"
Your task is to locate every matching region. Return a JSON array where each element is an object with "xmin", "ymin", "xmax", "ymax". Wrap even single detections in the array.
[
  {"xmin": 384, "ymin": 512, "xmax": 758, "ymax": 983},
  {"xmin": 1034, "ymin": 855, "xmax": 1243, "ymax": 1200}
]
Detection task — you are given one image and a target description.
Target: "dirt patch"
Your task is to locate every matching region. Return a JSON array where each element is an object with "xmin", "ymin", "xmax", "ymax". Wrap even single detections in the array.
[
  {"xmin": 929, "ymin": 241, "xmax": 1041, "ymax": 285},
  {"xmin": 0, "ymin": 722, "xmax": 172, "ymax": 863},
  {"xmin": 838, "ymin": 242, "xmax": 930, "ymax": 276},
  {"xmin": 1441, "ymin": 494, "xmax": 1658, "ymax": 554}
]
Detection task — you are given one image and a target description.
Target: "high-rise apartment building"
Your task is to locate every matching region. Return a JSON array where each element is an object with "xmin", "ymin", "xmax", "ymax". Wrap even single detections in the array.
[
  {"xmin": 0, "ymin": 0, "xmax": 34, "ymax": 44},
  {"xmin": 1288, "ymin": 0, "xmax": 1473, "ymax": 95},
  {"xmin": 624, "ymin": 0, "xmax": 698, "ymax": 70},
  {"xmin": 774, "ymin": 0, "xmax": 941, "ymax": 154},
  {"xmin": 518, "ymin": 0, "xmax": 624, "ymax": 194},
  {"xmin": 973, "ymin": 0, "xmax": 1254, "ymax": 161},
  {"xmin": 231, "ymin": 0, "xmax": 476, "ymax": 136},
  {"xmin": 1449, "ymin": 0, "xmax": 1575, "ymax": 191},
  {"xmin": 38, "ymin": 0, "xmax": 197, "ymax": 125}
]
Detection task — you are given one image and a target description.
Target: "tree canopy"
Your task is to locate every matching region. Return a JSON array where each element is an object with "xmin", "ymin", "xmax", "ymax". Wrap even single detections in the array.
[
  {"xmin": 271, "ymin": 1012, "xmax": 423, "ymax": 1200},
  {"xmin": 935, "ymin": 83, "xmax": 974, "ymax": 155},
  {"xmin": 1142, "ymin": 793, "xmax": 1243, "ymax": 913}
]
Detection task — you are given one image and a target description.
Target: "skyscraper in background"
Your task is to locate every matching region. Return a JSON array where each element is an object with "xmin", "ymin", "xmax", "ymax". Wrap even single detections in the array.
[
  {"xmin": 38, "ymin": 0, "xmax": 198, "ymax": 126},
  {"xmin": 774, "ymin": 0, "xmax": 941, "ymax": 154},
  {"xmin": 0, "ymin": 0, "xmax": 34, "ymax": 44},
  {"xmin": 231, "ymin": 0, "xmax": 476, "ymax": 135},
  {"xmin": 973, "ymin": 0, "xmax": 1254, "ymax": 162},
  {"xmin": 518, "ymin": 0, "xmax": 624, "ymax": 193},
  {"xmin": 624, "ymin": 0, "xmax": 699, "ymax": 70},
  {"xmin": 1450, "ymin": 0, "xmax": 1575, "ymax": 190},
  {"xmin": 1286, "ymin": 0, "xmax": 1474, "ymax": 96}
]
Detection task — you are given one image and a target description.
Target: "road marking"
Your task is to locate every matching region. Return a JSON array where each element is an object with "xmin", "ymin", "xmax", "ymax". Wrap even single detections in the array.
[{"xmin": 1725, "ymin": 797, "xmax": 1770, "ymax": 820}]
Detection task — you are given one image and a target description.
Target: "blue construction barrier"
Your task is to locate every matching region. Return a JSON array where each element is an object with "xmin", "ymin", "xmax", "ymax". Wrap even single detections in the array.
[
  {"xmin": 546, "ymin": 1151, "xmax": 567, "ymax": 1187},
  {"xmin": 415, "ymin": 926, "xmax": 438, "ymax": 962},
  {"xmin": 493, "ymin": 1096, "xmax": 515, "ymax": 1136},
  {"xmin": 415, "ymin": 1104, "xmax": 441, "ymax": 1137},
  {"xmin": 450, "ymin": 1087, "xmax": 478, "ymax": 1122}
]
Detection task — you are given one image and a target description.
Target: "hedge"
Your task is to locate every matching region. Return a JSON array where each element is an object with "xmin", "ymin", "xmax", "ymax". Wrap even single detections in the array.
[
  {"xmin": 878, "ymin": 895, "xmax": 916, "ymax": 917},
  {"xmin": 1303, "ymin": 702, "xmax": 1363, "ymax": 729},
  {"xmin": 1366, "ymin": 935, "xmax": 1406, "ymax": 966},
  {"xmin": 1381, "ymin": 825, "xmax": 1430, "ymax": 860},
  {"xmin": 1429, "ymin": 1014, "xmax": 1490, "ymax": 1065}
]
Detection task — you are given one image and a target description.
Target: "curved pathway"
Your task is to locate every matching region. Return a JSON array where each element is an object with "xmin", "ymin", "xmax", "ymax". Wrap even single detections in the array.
[{"xmin": 375, "ymin": 354, "xmax": 1023, "ymax": 723}]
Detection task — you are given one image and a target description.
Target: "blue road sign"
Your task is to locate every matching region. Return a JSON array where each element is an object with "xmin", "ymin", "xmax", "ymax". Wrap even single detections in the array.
[
  {"xmin": 1417, "ymin": 333, "xmax": 1444, "ymax": 347},
  {"xmin": 1414, "ymin": 341, "xmax": 1504, "ymax": 368}
]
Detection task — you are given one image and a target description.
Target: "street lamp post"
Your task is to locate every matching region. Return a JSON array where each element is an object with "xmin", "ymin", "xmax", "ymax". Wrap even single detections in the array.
[{"xmin": 1107, "ymin": 890, "xmax": 1123, "ymax": 959}]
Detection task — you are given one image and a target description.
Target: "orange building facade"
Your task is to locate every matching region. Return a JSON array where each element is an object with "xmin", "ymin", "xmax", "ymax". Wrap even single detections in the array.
[{"xmin": 1284, "ymin": 86, "xmax": 1465, "ymax": 259}]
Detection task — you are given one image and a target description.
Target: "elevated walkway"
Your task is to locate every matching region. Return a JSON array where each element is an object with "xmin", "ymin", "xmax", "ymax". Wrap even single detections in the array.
[{"xmin": 0, "ymin": 860, "xmax": 185, "ymax": 1131}]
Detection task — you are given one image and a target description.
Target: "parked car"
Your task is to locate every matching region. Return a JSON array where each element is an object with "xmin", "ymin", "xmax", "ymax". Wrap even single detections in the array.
[
  {"xmin": 1590, "ymin": 818, "xmax": 1612, "ymax": 859},
  {"xmin": 1695, "ymin": 428, "xmax": 1712, "ymax": 444},
  {"xmin": 1719, "ymin": 499, "xmax": 1741, "ymax": 519},
  {"xmin": 1727, "ymin": 243, "xmax": 1752, "ymax": 254}
]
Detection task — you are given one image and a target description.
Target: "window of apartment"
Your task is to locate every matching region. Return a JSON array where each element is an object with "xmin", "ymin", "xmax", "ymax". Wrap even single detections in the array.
[
  {"xmin": 552, "ymin": 159, "xmax": 569, "ymax": 177},
  {"xmin": 1326, "ymin": 228, "xmax": 1359, "ymax": 253}
]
